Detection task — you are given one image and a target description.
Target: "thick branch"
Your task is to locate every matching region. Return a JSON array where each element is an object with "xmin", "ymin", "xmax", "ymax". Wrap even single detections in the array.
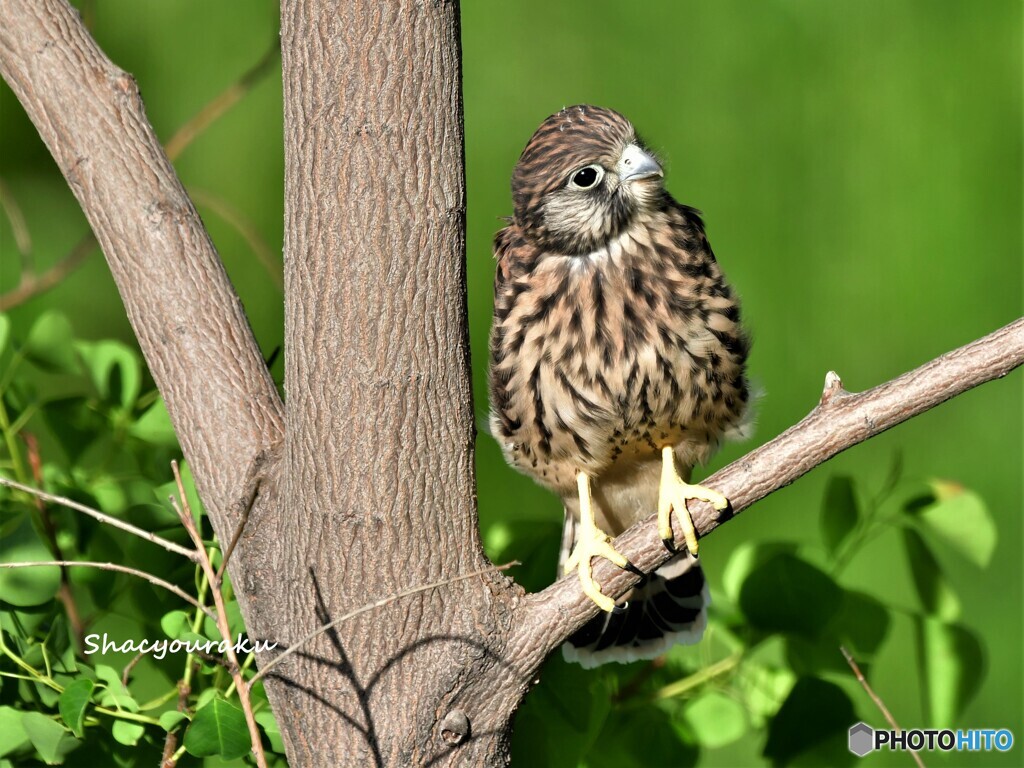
[
  {"xmin": 0, "ymin": 0, "xmax": 284, "ymax": 516},
  {"xmin": 516, "ymin": 317, "xmax": 1024, "ymax": 656}
]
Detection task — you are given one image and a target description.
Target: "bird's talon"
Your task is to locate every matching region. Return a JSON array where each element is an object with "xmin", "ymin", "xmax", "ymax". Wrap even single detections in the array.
[
  {"xmin": 567, "ymin": 472, "xmax": 629, "ymax": 612},
  {"xmin": 658, "ymin": 446, "xmax": 728, "ymax": 557},
  {"xmin": 624, "ymin": 560, "xmax": 645, "ymax": 578}
]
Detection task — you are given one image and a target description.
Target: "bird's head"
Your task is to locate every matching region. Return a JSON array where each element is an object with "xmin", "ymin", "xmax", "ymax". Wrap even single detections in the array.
[{"xmin": 511, "ymin": 105, "xmax": 665, "ymax": 255}]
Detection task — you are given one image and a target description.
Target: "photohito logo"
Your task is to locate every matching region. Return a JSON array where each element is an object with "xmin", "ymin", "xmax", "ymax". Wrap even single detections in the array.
[{"xmin": 848, "ymin": 722, "xmax": 1014, "ymax": 757}]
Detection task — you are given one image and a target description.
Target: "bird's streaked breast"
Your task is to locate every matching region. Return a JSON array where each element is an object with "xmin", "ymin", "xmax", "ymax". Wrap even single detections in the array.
[{"xmin": 488, "ymin": 207, "xmax": 749, "ymax": 497}]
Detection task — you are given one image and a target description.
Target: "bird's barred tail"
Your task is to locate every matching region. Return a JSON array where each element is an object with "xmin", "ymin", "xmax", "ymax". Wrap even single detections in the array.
[{"xmin": 559, "ymin": 512, "xmax": 709, "ymax": 668}]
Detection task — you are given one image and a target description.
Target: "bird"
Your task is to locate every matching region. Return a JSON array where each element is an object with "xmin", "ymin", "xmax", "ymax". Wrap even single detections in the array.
[{"xmin": 488, "ymin": 105, "xmax": 751, "ymax": 667}]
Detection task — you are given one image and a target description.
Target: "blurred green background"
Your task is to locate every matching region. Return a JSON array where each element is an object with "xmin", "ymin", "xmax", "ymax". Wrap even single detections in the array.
[{"xmin": 1, "ymin": 1, "xmax": 1020, "ymax": 766}]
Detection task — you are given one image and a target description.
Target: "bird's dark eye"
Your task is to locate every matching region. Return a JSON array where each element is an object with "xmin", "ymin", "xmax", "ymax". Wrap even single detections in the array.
[
  {"xmin": 569, "ymin": 165, "xmax": 603, "ymax": 190},
  {"xmin": 573, "ymin": 168, "xmax": 598, "ymax": 187}
]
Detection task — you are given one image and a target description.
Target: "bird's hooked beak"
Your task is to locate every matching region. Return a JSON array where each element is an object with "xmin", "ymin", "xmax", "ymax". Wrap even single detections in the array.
[{"xmin": 617, "ymin": 143, "xmax": 663, "ymax": 183}]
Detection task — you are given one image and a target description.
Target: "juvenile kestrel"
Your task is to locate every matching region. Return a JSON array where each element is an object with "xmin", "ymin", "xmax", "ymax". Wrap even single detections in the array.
[{"xmin": 488, "ymin": 106, "xmax": 751, "ymax": 666}]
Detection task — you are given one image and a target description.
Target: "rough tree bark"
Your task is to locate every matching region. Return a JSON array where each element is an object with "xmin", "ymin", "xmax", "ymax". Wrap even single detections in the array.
[
  {"xmin": 1, "ymin": 1, "xmax": 1021, "ymax": 767},
  {"xmin": 276, "ymin": 1, "xmax": 519, "ymax": 764}
]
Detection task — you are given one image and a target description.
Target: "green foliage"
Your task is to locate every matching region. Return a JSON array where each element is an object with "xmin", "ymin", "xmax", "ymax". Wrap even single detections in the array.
[
  {"xmin": 0, "ymin": 512, "xmax": 61, "ymax": 606},
  {"xmin": 183, "ymin": 697, "xmax": 251, "ymax": 760},
  {"xmin": 820, "ymin": 476, "xmax": 858, "ymax": 558},
  {"xmin": 739, "ymin": 554, "xmax": 842, "ymax": 639},
  {"xmin": 0, "ymin": 312, "xmax": 285, "ymax": 766},
  {"xmin": 57, "ymin": 679, "xmax": 94, "ymax": 739}
]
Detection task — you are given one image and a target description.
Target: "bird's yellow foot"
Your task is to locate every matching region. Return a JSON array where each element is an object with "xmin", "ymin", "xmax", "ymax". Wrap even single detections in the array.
[
  {"xmin": 659, "ymin": 446, "xmax": 728, "ymax": 556},
  {"xmin": 565, "ymin": 472, "xmax": 635, "ymax": 612}
]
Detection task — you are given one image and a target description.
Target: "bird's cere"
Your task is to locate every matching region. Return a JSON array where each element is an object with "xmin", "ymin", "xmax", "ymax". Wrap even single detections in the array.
[{"xmin": 617, "ymin": 143, "xmax": 662, "ymax": 182}]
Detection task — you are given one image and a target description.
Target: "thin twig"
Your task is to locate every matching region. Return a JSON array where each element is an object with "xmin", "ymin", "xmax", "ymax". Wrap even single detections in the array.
[
  {"xmin": 0, "ymin": 176, "xmax": 32, "ymax": 260},
  {"xmin": 653, "ymin": 652, "xmax": 743, "ymax": 701},
  {"xmin": 213, "ymin": 476, "xmax": 259, "ymax": 586},
  {"xmin": 170, "ymin": 460, "xmax": 268, "ymax": 768},
  {"xmin": 163, "ymin": 39, "xmax": 280, "ymax": 161},
  {"xmin": 121, "ymin": 652, "xmax": 144, "ymax": 689},
  {"xmin": 0, "ymin": 476, "xmax": 198, "ymax": 561},
  {"xmin": 0, "ymin": 561, "xmax": 216, "ymax": 622},
  {"xmin": 161, "ymin": 677, "xmax": 192, "ymax": 768},
  {"xmin": 249, "ymin": 560, "xmax": 519, "ymax": 687},
  {"xmin": 21, "ymin": 432, "xmax": 86, "ymax": 650},
  {"xmin": 190, "ymin": 189, "xmax": 282, "ymax": 289},
  {"xmin": 0, "ymin": 232, "xmax": 96, "ymax": 312},
  {"xmin": 841, "ymin": 646, "xmax": 926, "ymax": 768}
]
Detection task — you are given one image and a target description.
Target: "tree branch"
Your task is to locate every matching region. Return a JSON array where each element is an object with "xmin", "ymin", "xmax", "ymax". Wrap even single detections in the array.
[
  {"xmin": 841, "ymin": 646, "xmax": 926, "ymax": 768},
  {"xmin": 0, "ymin": 0, "xmax": 284, "ymax": 518},
  {"xmin": 0, "ymin": 231, "xmax": 96, "ymax": 313},
  {"xmin": 0, "ymin": 561, "xmax": 217, "ymax": 621},
  {"xmin": 517, "ymin": 318, "xmax": 1024, "ymax": 654},
  {"xmin": 0, "ymin": 476, "xmax": 198, "ymax": 561}
]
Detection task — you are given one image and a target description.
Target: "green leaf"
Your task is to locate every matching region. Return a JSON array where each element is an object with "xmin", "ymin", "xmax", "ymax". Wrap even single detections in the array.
[
  {"xmin": 24, "ymin": 311, "xmax": 78, "ymax": 373},
  {"xmin": 739, "ymin": 553, "xmax": 842, "ymax": 639},
  {"xmin": 160, "ymin": 610, "xmax": 193, "ymax": 640},
  {"xmin": 159, "ymin": 711, "xmax": 189, "ymax": 732},
  {"xmin": 94, "ymin": 666, "xmax": 139, "ymax": 713},
  {"xmin": 0, "ymin": 512, "xmax": 61, "ymax": 606},
  {"xmin": 820, "ymin": 476, "xmax": 859, "ymax": 557},
  {"xmin": 681, "ymin": 690, "xmax": 747, "ymax": 748},
  {"xmin": 183, "ymin": 696, "xmax": 250, "ymax": 760},
  {"xmin": 155, "ymin": 460, "xmax": 206, "ymax": 523},
  {"xmin": 734, "ymin": 655, "xmax": 796, "ymax": 728},
  {"xmin": 195, "ymin": 687, "xmax": 218, "ymax": 710},
  {"xmin": 75, "ymin": 340, "xmax": 141, "ymax": 409},
  {"xmin": 203, "ymin": 613, "xmax": 224, "ymax": 643},
  {"xmin": 722, "ymin": 541, "xmax": 798, "ymax": 605},
  {"xmin": 764, "ymin": 677, "xmax": 856, "ymax": 767},
  {"xmin": 833, "ymin": 590, "xmax": 890, "ymax": 659},
  {"xmin": 128, "ymin": 398, "xmax": 179, "ymax": 447},
  {"xmin": 0, "ymin": 706, "xmax": 31, "ymax": 758},
  {"xmin": 588, "ymin": 704, "xmax": 696, "ymax": 768},
  {"xmin": 254, "ymin": 710, "xmax": 284, "ymax": 753},
  {"xmin": 21, "ymin": 712, "xmax": 77, "ymax": 765},
  {"xmin": 111, "ymin": 720, "xmax": 145, "ymax": 747},
  {"xmin": 510, "ymin": 655, "xmax": 613, "ymax": 766},
  {"xmin": 902, "ymin": 528, "xmax": 960, "ymax": 620},
  {"xmin": 917, "ymin": 481, "xmax": 996, "ymax": 568},
  {"xmin": 58, "ymin": 679, "xmax": 94, "ymax": 739},
  {"xmin": 87, "ymin": 476, "xmax": 129, "ymax": 514},
  {"xmin": 224, "ymin": 599, "xmax": 246, "ymax": 639},
  {"xmin": 41, "ymin": 397, "xmax": 104, "ymax": 463},
  {"xmin": 914, "ymin": 617, "xmax": 984, "ymax": 729},
  {"xmin": 786, "ymin": 589, "xmax": 892, "ymax": 676}
]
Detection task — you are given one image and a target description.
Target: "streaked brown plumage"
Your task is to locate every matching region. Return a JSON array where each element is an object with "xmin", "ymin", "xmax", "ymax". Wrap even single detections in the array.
[{"xmin": 489, "ymin": 105, "xmax": 750, "ymax": 666}]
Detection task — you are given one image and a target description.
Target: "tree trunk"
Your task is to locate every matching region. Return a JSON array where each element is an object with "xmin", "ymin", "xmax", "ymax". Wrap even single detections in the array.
[{"xmin": 275, "ymin": 0, "xmax": 522, "ymax": 763}]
